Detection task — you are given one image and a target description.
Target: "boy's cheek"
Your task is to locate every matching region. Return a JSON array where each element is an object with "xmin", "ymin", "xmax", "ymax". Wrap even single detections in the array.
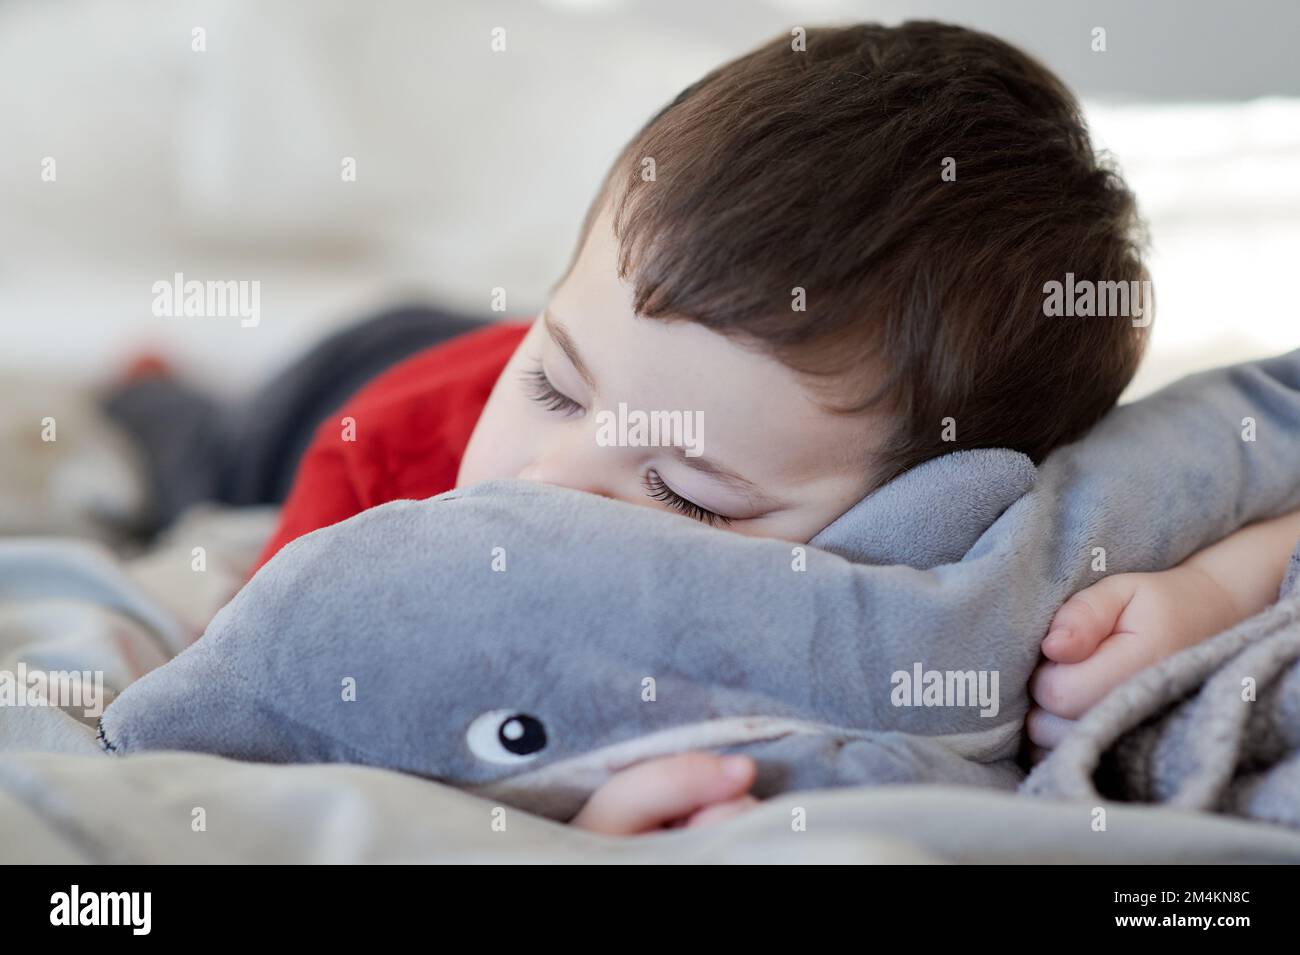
[{"xmin": 457, "ymin": 396, "xmax": 538, "ymax": 487}]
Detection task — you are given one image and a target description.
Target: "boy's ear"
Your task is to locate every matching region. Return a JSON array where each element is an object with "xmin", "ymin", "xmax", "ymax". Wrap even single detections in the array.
[{"xmin": 809, "ymin": 449, "xmax": 1036, "ymax": 568}]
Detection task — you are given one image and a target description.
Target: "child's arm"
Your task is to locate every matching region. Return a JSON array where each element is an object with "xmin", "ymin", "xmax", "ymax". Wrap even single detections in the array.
[
  {"xmin": 1027, "ymin": 508, "xmax": 1300, "ymax": 751},
  {"xmin": 1182, "ymin": 509, "xmax": 1300, "ymax": 619},
  {"xmin": 251, "ymin": 436, "xmax": 364, "ymax": 572}
]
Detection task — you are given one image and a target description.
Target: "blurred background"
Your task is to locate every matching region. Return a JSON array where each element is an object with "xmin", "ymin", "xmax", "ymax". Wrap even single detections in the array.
[{"xmin": 1, "ymin": 0, "xmax": 1298, "ymax": 402}]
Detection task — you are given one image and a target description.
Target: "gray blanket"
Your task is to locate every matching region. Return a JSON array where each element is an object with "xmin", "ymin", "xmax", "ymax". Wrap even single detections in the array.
[
  {"xmin": 0, "ymin": 509, "xmax": 280, "ymax": 757},
  {"xmin": 96, "ymin": 349, "xmax": 1300, "ymax": 823},
  {"xmin": 6, "ymin": 753, "xmax": 1300, "ymax": 863}
]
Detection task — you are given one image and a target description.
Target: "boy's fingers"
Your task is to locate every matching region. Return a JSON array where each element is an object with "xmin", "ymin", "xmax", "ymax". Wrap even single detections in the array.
[
  {"xmin": 1042, "ymin": 575, "xmax": 1137, "ymax": 664},
  {"xmin": 685, "ymin": 795, "xmax": 761, "ymax": 829},
  {"xmin": 1031, "ymin": 628, "xmax": 1164, "ymax": 719},
  {"xmin": 1025, "ymin": 704, "xmax": 1075, "ymax": 749},
  {"xmin": 570, "ymin": 752, "xmax": 756, "ymax": 835}
]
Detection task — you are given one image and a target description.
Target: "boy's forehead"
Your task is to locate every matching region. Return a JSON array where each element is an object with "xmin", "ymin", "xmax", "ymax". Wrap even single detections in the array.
[
  {"xmin": 554, "ymin": 206, "xmax": 788, "ymax": 394},
  {"xmin": 554, "ymin": 204, "xmax": 634, "ymax": 318}
]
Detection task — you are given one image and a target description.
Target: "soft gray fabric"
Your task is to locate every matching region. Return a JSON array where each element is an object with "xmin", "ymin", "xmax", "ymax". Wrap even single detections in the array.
[
  {"xmin": 4, "ymin": 752, "xmax": 1300, "ymax": 863},
  {"xmin": 0, "ymin": 511, "xmax": 279, "ymax": 756},
  {"xmin": 11, "ymin": 491, "xmax": 1289, "ymax": 863},
  {"xmin": 1, "ymin": 535, "xmax": 1293, "ymax": 863},
  {"xmin": 1024, "ymin": 548, "xmax": 1300, "ymax": 829},
  {"xmin": 98, "ymin": 349, "xmax": 1300, "ymax": 821},
  {"xmin": 0, "ymin": 539, "xmax": 182, "ymax": 755},
  {"xmin": 98, "ymin": 484, "xmax": 1029, "ymax": 822}
]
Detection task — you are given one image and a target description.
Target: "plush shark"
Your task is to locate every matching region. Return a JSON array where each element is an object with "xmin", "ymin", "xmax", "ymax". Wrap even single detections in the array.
[{"xmin": 96, "ymin": 474, "xmax": 1033, "ymax": 820}]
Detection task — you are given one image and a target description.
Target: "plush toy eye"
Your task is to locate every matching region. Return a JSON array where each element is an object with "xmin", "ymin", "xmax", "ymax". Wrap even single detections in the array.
[{"xmin": 466, "ymin": 710, "xmax": 548, "ymax": 764}]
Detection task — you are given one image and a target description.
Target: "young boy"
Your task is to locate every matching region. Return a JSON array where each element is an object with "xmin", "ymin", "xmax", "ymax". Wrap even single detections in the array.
[{"xmin": 256, "ymin": 23, "xmax": 1300, "ymax": 833}]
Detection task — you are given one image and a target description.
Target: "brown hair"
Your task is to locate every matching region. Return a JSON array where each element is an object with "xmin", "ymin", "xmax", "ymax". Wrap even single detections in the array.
[{"xmin": 568, "ymin": 21, "xmax": 1150, "ymax": 485}]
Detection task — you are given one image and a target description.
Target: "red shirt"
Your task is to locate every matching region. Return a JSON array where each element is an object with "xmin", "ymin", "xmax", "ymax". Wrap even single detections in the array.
[{"xmin": 254, "ymin": 320, "xmax": 530, "ymax": 571}]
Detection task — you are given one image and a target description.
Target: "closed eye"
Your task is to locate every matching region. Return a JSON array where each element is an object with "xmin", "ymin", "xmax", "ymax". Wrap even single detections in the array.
[
  {"xmin": 520, "ymin": 362, "xmax": 584, "ymax": 416},
  {"xmin": 520, "ymin": 359, "xmax": 735, "ymax": 528},
  {"xmin": 642, "ymin": 470, "xmax": 733, "ymax": 527}
]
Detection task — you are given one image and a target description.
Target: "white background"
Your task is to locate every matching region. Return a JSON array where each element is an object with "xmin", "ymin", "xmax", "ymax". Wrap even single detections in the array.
[{"xmin": 1, "ymin": 0, "xmax": 1296, "ymax": 400}]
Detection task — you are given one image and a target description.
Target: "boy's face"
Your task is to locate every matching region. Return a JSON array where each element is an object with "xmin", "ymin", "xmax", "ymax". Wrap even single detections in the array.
[{"xmin": 457, "ymin": 207, "xmax": 881, "ymax": 543}]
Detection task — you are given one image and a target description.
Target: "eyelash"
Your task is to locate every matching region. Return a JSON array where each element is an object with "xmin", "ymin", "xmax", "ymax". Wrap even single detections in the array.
[
  {"xmin": 521, "ymin": 364, "xmax": 584, "ymax": 416},
  {"xmin": 521, "ymin": 360, "xmax": 733, "ymax": 528},
  {"xmin": 642, "ymin": 470, "xmax": 733, "ymax": 528}
]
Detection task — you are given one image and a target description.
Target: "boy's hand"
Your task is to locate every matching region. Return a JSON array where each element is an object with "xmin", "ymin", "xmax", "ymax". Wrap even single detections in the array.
[
  {"xmin": 1026, "ymin": 566, "xmax": 1242, "ymax": 754},
  {"xmin": 570, "ymin": 752, "xmax": 758, "ymax": 834}
]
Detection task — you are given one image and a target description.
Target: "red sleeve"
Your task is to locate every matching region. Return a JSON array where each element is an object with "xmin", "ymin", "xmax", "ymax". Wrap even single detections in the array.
[
  {"xmin": 252, "ymin": 426, "xmax": 363, "ymax": 570},
  {"xmin": 252, "ymin": 320, "xmax": 529, "ymax": 572}
]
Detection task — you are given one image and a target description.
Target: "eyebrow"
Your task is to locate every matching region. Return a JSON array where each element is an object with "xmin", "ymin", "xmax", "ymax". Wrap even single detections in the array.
[
  {"xmin": 669, "ymin": 446, "xmax": 782, "ymax": 510},
  {"xmin": 543, "ymin": 309, "xmax": 597, "ymax": 391}
]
